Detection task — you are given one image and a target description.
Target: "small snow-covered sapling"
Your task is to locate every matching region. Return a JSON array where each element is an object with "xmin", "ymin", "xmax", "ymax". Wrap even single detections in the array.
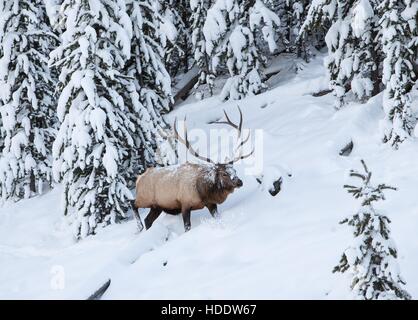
[
  {"xmin": 256, "ymin": 165, "xmax": 292, "ymax": 197},
  {"xmin": 333, "ymin": 160, "xmax": 411, "ymax": 300}
]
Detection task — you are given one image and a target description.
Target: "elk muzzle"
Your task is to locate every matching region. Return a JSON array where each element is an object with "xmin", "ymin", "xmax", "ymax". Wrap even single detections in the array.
[{"xmin": 234, "ymin": 178, "xmax": 243, "ymax": 188}]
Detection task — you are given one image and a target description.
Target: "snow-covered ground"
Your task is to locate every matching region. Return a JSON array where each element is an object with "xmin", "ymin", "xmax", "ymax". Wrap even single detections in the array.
[{"xmin": 1, "ymin": 54, "xmax": 418, "ymax": 299}]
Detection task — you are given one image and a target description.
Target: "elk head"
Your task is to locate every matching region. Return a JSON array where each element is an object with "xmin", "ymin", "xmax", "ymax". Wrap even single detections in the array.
[{"xmin": 173, "ymin": 106, "xmax": 253, "ymax": 192}]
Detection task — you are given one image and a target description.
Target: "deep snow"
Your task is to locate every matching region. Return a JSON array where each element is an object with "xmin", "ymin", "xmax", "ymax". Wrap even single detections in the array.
[{"xmin": 1, "ymin": 54, "xmax": 418, "ymax": 299}]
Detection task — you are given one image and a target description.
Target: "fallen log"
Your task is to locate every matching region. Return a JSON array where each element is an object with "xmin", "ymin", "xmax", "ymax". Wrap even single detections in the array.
[
  {"xmin": 173, "ymin": 74, "xmax": 199, "ymax": 105},
  {"xmin": 312, "ymin": 89, "xmax": 332, "ymax": 97},
  {"xmin": 87, "ymin": 279, "xmax": 111, "ymax": 300},
  {"xmin": 172, "ymin": 68, "xmax": 282, "ymax": 106},
  {"xmin": 264, "ymin": 69, "xmax": 281, "ymax": 81},
  {"xmin": 172, "ymin": 67, "xmax": 199, "ymax": 105},
  {"xmin": 339, "ymin": 140, "xmax": 354, "ymax": 157}
]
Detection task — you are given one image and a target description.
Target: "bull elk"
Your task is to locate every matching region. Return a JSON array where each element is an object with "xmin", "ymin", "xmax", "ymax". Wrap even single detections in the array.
[{"xmin": 134, "ymin": 107, "xmax": 254, "ymax": 232}]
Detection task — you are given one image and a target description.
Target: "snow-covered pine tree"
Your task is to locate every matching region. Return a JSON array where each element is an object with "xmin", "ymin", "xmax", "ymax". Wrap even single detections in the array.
[
  {"xmin": 190, "ymin": 0, "xmax": 215, "ymax": 98},
  {"xmin": 125, "ymin": 0, "xmax": 175, "ymax": 177},
  {"xmin": 379, "ymin": 0, "xmax": 417, "ymax": 148},
  {"xmin": 159, "ymin": 0, "xmax": 193, "ymax": 77},
  {"xmin": 43, "ymin": 0, "xmax": 62, "ymax": 27},
  {"xmin": 291, "ymin": 0, "xmax": 312, "ymax": 61},
  {"xmin": 203, "ymin": 0, "xmax": 280, "ymax": 101},
  {"xmin": 297, "ymin": 0, "xmax": 331, "ymax": 52},
  {"xmin": 220, "ymin": 0, "xmax": 265, "ymax": 101},
  {"xmin": 328, "ymin": 0, "xmax": 379, "ymax": 108},
  {"xmin": 333, "ymin": 160, "xmax": 411, "ymax": 300},
  {"xmin": 0, "ymin": 0, "xmax": 58, "ymax": 202},
  {"xmin": 350, "ymin": 0, "xmax": 381, "ymax": 99},
  {"xmin": 50, "ymin": 0, "xmax": 136, "ymax": 238},
  {"xmin": 301, "ymin": 0, "xmax": 381, "ymax": 109},
  {"xmin": 267, "ymin": 0, "xmax": 311, "ymax": 59}
]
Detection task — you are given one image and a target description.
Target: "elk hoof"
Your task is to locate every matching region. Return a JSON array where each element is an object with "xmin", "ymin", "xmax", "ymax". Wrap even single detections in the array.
[{"xmin": 184, "ymin": 225, "xmax": 191, "ymax": 232}]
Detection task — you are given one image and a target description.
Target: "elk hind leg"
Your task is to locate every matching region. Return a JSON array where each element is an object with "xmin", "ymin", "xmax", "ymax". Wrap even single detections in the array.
[
  {"xmin": 133, "ymin": 208, "xmax": 144, "ymax": 232},
  {"xmin": 131, "ymin": 200, "xmax": 144, "ymax": 231},
  {"xmin": 145, "ymin": 207, "xmax": 163, "ymax": 230},
  {"xmin": 181, "ymin": 207, "xmax": 192, "ymax": 232}
]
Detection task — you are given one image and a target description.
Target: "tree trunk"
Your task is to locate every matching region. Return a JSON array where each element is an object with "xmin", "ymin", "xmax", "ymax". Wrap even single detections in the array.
[{"xmin": 370, "ymin": 29, "xmax": 381, "ymax": 97}]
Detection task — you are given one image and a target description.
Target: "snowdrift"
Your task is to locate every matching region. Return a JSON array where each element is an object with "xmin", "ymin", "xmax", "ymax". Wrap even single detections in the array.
[{"xmin": 1, "ymin": 55, "xmax": 417, "ymax": 299}]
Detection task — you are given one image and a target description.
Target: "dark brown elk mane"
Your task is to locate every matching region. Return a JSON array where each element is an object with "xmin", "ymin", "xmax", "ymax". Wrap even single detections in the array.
[{"xmin": 195, "ymin": 166, "xmax": 233, "ymax": 205}]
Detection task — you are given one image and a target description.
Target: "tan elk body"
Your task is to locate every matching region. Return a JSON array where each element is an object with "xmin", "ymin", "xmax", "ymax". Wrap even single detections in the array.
[
  {"xmin": 135, "ymin": 163, "xmax": 235, "ymax": 211},
  {"xmin": 134, "ymin": 107, "xmax": 253, "ymax": 232}
]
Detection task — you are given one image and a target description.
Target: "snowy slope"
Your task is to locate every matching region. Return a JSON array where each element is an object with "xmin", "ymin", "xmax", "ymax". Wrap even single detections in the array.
[{"xmin": 1, "ymin": 54, "xmax": 418, "ymax": 299}]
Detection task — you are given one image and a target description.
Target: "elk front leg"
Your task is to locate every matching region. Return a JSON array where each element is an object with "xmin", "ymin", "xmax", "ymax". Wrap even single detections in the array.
[
  {"xmin": 206, "ymin": 204, "xmax": 219, "ymax": 219},
  {"xmin": 182, "ymin": 207, "xmax": 192, "ymax": 232},
  {"xmin": 145, "ymin": 207, "xmax": 163, "ymax": 230}
]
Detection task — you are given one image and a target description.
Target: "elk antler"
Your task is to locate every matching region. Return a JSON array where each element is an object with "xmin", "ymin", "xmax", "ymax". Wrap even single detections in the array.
[
  {"xmin": 173, "ymin": 117, "xmax": 216, "ymax": 164},
  {"xmin": 213, "ymin": 106, "xmax": 254, "ymax": 165}
]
